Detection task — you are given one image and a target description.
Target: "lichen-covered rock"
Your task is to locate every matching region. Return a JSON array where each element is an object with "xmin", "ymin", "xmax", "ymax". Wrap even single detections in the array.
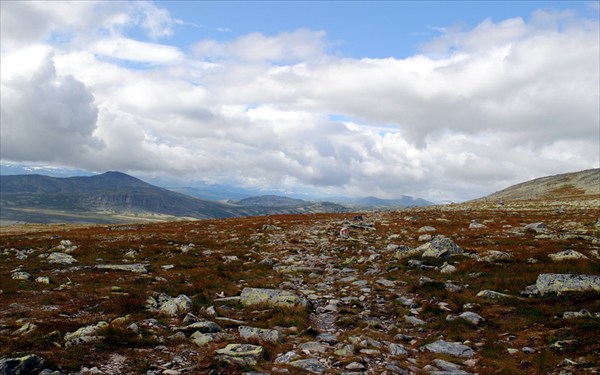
[
  {"xmin": 0, "ymin": 354, "xmax": 45, "ymax": 375},
  {"xmin": 524, "ymin": 222, "xmax": 548, "ymax": 233},
  {"xmin": 95, "ymin": 264, "xmax": 148, "ymax": 273},
  {"xmin": 535, "ymin": 273, "xmax": 600, "ymax": 295},
  {"xmin": 238, "ymin": 326, "xmax": 283, "ymax": 343},
  {"xmin": 159, "ymin": 294, "xmax": 192, "ymax": 316},
  {"xmin": 12, "ymin": 322, "xmax": 37, "ymax": 336},
  {"xmin": 239, "ymin": 287, "xmax": 307, "ymax": 307},
  {"xmin": 418, "ymin": 236, "xmax": 463, "ymax": 258},
  {"xmin": 215, "ymin": 344, "xmax": 264, "ymax": 366},
  {"xmin": 191, "ymin": 332, "xmax": 216, "ymax": 346},
  {"xmin": 47, "ymin": 252, "xmax": 77, "ymax": 265},
  {"xmin": 11, "ymin": 271, "xmax": 33, "ymax": 281},
  {"xmin": 476, "ymin": 290, "xmax": 514, "ymax": 299},
  {"xmin": 424, "ymin": 340, "xmax": 475, "ymax": 358},
  {"xmin": 478, "ymin": 250, "xmax": 512, "ymax": 263},
  {"xmin": 563, "ymin": 309, "xmax": 592, "ymax": 319},
  {"xmin": 548, "ymin": 250, "xmax": 588, "ymax": 262},
  {"xmin": 64, "ymin": 321, "xmax": 108, "ymax": 343},
  {"xmin": 447, "ymin": 311, "xmax": 485, "ymax": 325},
  {"xmin": 290, "ymin": 358, "xmax": 327, "ymax": 373}
]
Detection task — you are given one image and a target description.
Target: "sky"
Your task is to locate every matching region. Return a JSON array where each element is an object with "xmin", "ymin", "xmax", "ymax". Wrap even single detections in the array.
[{"xmin": 1, "ymin": 1, "xmax": 599, "ymax": 202}]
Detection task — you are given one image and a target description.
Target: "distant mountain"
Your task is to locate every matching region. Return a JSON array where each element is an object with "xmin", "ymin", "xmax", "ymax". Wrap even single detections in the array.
[
  {"xmin": 236, "ymin": 195, "xmax": 307, "ymax": 208},
  {"xmin": 0, "ymin": 172, "xmax": 349, "ymax": 224},
  {"xmin": 332, "ymin": 195, "xmax": 434, "ymax": 209},
  {"xmin": 476, "ymin": 168, "xmax": 600, "ymax": 202},
  {"xmin": 0, "ymin": 172, "xmax": 248, "ymax": 222}
]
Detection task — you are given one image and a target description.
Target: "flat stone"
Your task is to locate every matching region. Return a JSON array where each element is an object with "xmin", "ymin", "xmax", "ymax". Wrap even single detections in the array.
[
  {"xmin": 376, "ymin": 278, "xmax": 396, "ymax": 287},
  {"xmin": 177, "ymin": 321, "xmax": 221, "ymax": 333},
  {"xmin": 389, "ymin": 342, "xmax": 408, "ymax": 356},
  {"xmin": 346, "ymin": 362, "xmax": 365, "ymax": 370},
  {"xmin": 290, "ymin": 358, "xmax": 327, "ymax": 373},
  {"xmin": 216, "ymin": 344, "xmax": 264, "ymax": 366},
  {"xmin": 476, "ymin": 290, "xmax": 514, "ymax": 299},
  {"xmin": 404, "ymin": 315, "xmax": 426, "ymax": 326},
  {"xmin": 525, "ymin": 222, "xmax": 548, "ymax": 233},
  {"xmin": 64, "ymin": 321, "xmax": 108, "ymax": 342},
  {"xmin": 458, "ymin": 311, "xmax": 485, "ymax": 325},
  {"xmin": 548, "ymin": 250, "xmax": 588, "ymax": 262},
  {"xmin": 11, "ymin": 271, "xmax": 33, "ymax": 281},
  {"xmin": 239, "ymin": 287, "xmax": 307, "ymax": 307},
  {"xmin": 478, "ymin": 250, "xmax": 512, "ymax": 263},
  {"xmin": 563, "ymin": 309, "xmax": 592, "ymax": 319},
  {"xmin": 48, "ymin": 252, "xmax": 78, "ymax": 265},
  {"xmin": 239, "ymin": 326, "xmax": 283, "ymax": 343},
  {"xmin": 298, "ymin": 341, "xmax": 327, "ymax": 353},
  {"xmin": 190, "ymin": 332, "xmax": 215, "ymax": 346},
  {"xmin": 424, "ymin": 340, "xmax": 475, "ymax": 358},
  {"xmin": 535, "ymin": 273, "xmax": 600, "ymax": 295},
  {"xmin": 95, "ymin": 263, "xmax": 148, "ymax": 273}
]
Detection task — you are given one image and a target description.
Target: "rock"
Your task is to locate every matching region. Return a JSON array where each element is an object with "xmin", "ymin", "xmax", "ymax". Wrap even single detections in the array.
[
  {"xmin": 155, "ymin": 294, "xmax": 192, "ymax": 316},
  {"xmin": 47, "ymin": 252, "xmax": 78, "ymax": 265},
  {"xmin": 393, "ymin": 245, "xmax": 421, "ymax": 259},
  {"xmin": 389, "ymin": 343, "xmax": 408, "ymax": 356},
  {"xmin": 177, "ymin": 321, "xmax": 221, "ymax": 333},
  {"xmin": 290, "ymin": 358, "xmax": 327, "ymax": 373},
  {"xmin": 432, "ymin": 359, "xmax": 465, "ymax": 372},
  {"xmin": 94, "ymin": 264, "xmax": 148, "ymax": 273},
  {"xmin": 469, "ymin": 220, "xmax": 487, "ymax": 229},
  {"xmin": 476, "ymin": 290, "xmax": 514, "ymax": 299},
  {"xmin": 215, "ymin": 344, "xmax": 264, "ymax": 366},
  {"xmin": 524, "ymin": 222, "xmax": 548, "ymax": 233},
  {"xmin": 34, "ymin": 276, "xmax": 50, "ymax": 284},
  {"xmin": 418, "ymin": 234, "xmax": 433, "ymax": 242},
  {"xmin": 298, "ymin": 341, "xmax": 327, "ymax": 353},
  {"xmin": 459, "ymin": 311, "xmax": 485, "ymax": 325},
  {"xmin": 440, "ymin": 263, "xmax": 457, "ymax": 274},
  {"xmin": 534, "ymin": 273, "xmax": 600, "ymax": 295},
  {"xmin": 346, "ymin": 362, "xmax": 365, "ymax": 370},
  {"xmin": 238, "ymin": 326, "xmax": 283, "ymax": 343},
  {"xmin": 377, "ymin": 278, "xmax": 396, "ymax": 287},
  {"xmin": 478, "ymin": 250, "xmax": 512, "ymax": 263},
  {"xmin": 562, "ymin": 309, "xmax": 592, "ymax": 319},
  {"xmin": 404, "ymin": 315, "xmax": 426, "ymax": 326},
  {"xmin": 11, "ymin": 271, "xmax": 33, "ymax": 281},
  {"xmin": 12, "ymin": 322, "xmax": 37, "ymax": 336},
  {"xmin": 274, "ymin": 351, "xmax": 300, "ymax": 364},
  {"xmin": 64, "ymin": 321, "xmax": 109, "ymax": 345},
  {"xmin": 317, "ymin": 333, "xmax": 337, "ymax": 344},
  {"xmin": 424, "ymin": 340, "xmax": 475, "ymax": 358},
  {"xmin": 418, "ymin": 226, "xmax": 437, "ymax": 232},
  {"xmin": 190, "ymin": 332, "xmax": 215, "ymax": 346},
  {"xmin": 0, "ymin": 354, "xmax": 45, "ymax": 375},
  {"xmin": 239, "ymin": 287, "xmax": 307, "ymax": 307},
  {"xmin": 418, "ymin": 236, "xmax": 463, "ymax": 258},
  {"xmin": 334, "ymin": 344, "xmax": 355, "ymax": 356},
  {"xmin": 548, "ymin": 250, "xmax": 588, "ymax": 262}
]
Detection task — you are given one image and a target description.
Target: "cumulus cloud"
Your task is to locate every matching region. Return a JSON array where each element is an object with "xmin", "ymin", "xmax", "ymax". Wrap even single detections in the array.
[
  {"xmin": 1, "ymin": 4, "xmax": 598, "ymax": 201},
  {"xmin": 0, "ymin": 46, "xmax": 103, "ymax": 163}
]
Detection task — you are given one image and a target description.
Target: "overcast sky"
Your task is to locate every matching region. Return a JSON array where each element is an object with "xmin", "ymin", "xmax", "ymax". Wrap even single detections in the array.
[{"xmin": 1, "ymin": 1, "xmax": 598, "ymax": 201}]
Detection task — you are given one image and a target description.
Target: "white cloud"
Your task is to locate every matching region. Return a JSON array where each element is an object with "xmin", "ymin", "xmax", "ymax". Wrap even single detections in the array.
[
  {"xmin": 90, "ymin": 38, "xmax": 183, "ymax": 64},
  {"xmin": 1, "ymin": 5, "xmax": 598, "ymax": 202},
  {"xmin": 193, "ymin": 29, "xmax": 328, "ymax": 63}
]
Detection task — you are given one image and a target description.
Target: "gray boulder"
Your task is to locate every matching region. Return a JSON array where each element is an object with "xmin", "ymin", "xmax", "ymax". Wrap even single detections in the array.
[
  {"xmin": 0, "ymin": 354, "xmax": 45, "ymax": 375},
  {"xmin": 534, "ymin": 273, "xmax": 600, "ymax": 295},
  {"xmin": 240, "ymin": 287, "xmax": 307, "ymax": 307},
  {"xmin": 238, "ymin": 326, "xmax": 283, "ymax": 343},
  {"xmin": 95, "ymin": 263, "xmax": 148, "ymax": 273},
  {"xmin": 548, "ymin": 250, "xmax": 588, "ymax": 262},
  {"xmin": 424, "ymin": 340, "xmax": 475, "ymax": 358},
  {"xmin": 215, "ymin": 344, "xmax": 264, "ymax": 366},
  {"xmin": 418, "ymin": 236, "xmax": 463, "ymax": 258},
  {"xmin": 47, "ymin": 252, "xmax": 78, "ymax": 265},
  {"xmin": 290, "ymin": 358, "xmax": 327, "ymax": 373}
]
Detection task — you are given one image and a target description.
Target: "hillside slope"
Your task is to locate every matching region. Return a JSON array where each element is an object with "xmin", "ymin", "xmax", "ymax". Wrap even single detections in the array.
[{"xmin": 478, "ymin": 168, "xmax": 599, "ymax": 202}]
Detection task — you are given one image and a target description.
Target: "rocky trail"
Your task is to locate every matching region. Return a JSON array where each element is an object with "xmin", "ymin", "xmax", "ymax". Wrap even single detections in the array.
[{"xmin": 1, "ymin": 199, "xmax": 599, "ymax": 374}]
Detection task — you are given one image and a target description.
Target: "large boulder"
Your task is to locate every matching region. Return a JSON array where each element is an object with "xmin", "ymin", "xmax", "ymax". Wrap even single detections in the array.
[
  {"xmin": 239, "ymin": 288, "xmax": 307, "ymax": 307},
  {"xmin": 417, "ymin": 236, "xmax": 463, "ymax": 258},
  {"xmin": 215, "ymin": 344, "xmax": 265, "ymax": 366},
  {"xmin": 534, "ymin": 273, "xmax": 600, "ymax": 295},
  {"xmin": 424, "ymin": 340, "xmax": 475, "ymax": 358},
  {"xmin": 238, "ymin": 326, "xmax": 283, "ymax": 343},
  {"xmin": 0, "ymin": 354, "xmax": 45, "ymax": 375}
]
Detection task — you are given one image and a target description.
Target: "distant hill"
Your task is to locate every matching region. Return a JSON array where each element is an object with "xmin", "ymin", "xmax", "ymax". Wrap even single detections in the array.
[
  {"xmin": 0, "ymin": 172, "xmax": 248, "ymax": 222},
  {"xmin": 332, "ymin": 195, "xmax": 434, "ymax": 209},
  {"xmin": 0, "ymin": 172, "xmax": 349, "ymax": 224},
  {"xmin": 477, "ymin": 168, "xmax": 600, "ymax": 202}
]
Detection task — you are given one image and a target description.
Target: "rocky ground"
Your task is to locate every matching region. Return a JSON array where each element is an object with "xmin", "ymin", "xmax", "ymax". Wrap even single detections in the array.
[{"xmin": 1, "ymin": 198, "xmax": 599, "ymax": 374}]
